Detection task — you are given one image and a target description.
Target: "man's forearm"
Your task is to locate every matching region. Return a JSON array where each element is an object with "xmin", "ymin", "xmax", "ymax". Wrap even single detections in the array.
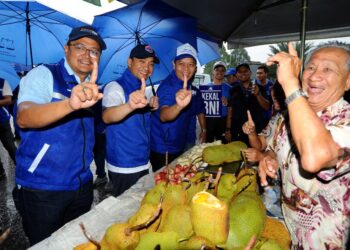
[
  {"xmin": 17, "ymin": 100, "xmax": 74, "ymax": 129},
  {"xmin": 160, "ymin": 104, "xmax": 183, "ymax": 122},
  {"xmin": 103, "ymin": 103, "xmax": 133, "ymax": 124}
]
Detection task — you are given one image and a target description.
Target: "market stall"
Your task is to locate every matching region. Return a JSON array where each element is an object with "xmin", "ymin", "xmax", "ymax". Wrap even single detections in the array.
[{"xmin": 29, "ymin": 141, "xmax": 288, "ymax": 250}]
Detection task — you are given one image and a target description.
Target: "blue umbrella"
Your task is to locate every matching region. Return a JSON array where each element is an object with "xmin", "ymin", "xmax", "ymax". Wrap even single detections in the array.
[
  {"xmin": 197, "ymin": 32, "xmax": 220, "ymax": 65},
  {"xmin": 0, "ymin": 61, "xmax": 20, "ymax": 91},
  {"xmin": 92, "ymin": 0, "xmax": 199, "ymax": 85},
  {"xmin": 0, "ymin": 1, "xmax": 85, "ymax": 69}
]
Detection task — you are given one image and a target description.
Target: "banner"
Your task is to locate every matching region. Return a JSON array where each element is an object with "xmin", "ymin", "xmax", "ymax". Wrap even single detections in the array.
[{"xmin": 200, "ymin": 85, "xmax": 222, "ymax": 118}]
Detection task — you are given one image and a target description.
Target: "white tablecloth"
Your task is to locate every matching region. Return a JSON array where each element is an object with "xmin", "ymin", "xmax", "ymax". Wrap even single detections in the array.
[{"xmin": 29, "ymin": 173, "xmax": 155, "ymax": 250}]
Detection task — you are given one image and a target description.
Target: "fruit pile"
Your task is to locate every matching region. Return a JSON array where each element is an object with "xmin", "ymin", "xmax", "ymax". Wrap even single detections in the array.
[{"xmin": 74, "ymin": 166, "xmax": 291, "ymax": 250}]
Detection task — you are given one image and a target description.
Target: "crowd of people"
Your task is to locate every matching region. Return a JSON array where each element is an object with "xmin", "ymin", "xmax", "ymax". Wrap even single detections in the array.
[{"xmin": 0, "ymin": 24, "xmax": 349, "ymax": 249}]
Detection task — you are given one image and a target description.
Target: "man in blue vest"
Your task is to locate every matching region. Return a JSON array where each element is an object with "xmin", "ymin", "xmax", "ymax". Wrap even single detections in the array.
[
  {"xmin": 150, "ymin": 43, "xmax": 206, "ymax": 172},
  {"xmin": 0, "ymin": 78, "xmax": 17, "ymax": 178},
  {"xmin": 102, "ymin": 44, "xmax": 159, "ymax": 197},
  {"xmin": 13, "ymin": 26, "xmax": 106, "ymax": 245}
]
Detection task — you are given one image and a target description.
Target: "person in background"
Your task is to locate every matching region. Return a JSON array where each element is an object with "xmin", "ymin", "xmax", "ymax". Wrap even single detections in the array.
[
  {"xmin": 150, "ymin": 43, "xmax": 206, "ymax": 172},
  {"xmin": 256, "ymin": 65, "xmax": 274, "ymax": 121},
  {"xmin": 204, "ymin": 61, "xmax": 231, "ymax": 142},
  {"xmin": 241, "ymin": 81, "xmax": 286, "ymax": 162},
  {"xmin": 102, "ymin": 44, "xmax": 159, "ymax": 197},
  {"xmin": 225, "ymin": 63, "xmax": 270, "ymax": 145},
  {"xmin": 13, "ymin": 25, "xmax": 106, "ymax": 245},
  {"xmin": 260, "ymin": 42, "xmax": 350, "ymax": 248},
  {"xmin": 0, "ymin": 77, "xmax": 17, "ymax": 178},
  {"xmin": 225, "ymin": 67, "xmax": 238, "ymax": 87}
]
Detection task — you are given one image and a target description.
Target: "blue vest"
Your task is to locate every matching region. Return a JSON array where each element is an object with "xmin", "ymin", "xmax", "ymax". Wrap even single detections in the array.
[
  {"xmin": 0, "ymin": 78, "xmax": 11, "ymax": 123},
  {"xmin": 151, "ymin": 71, "xmax": 195, "ymax": 154},
  {"xmin": 15, "ymin": 59, "xmax": 94, "ymax": 191},
  {"xmin": 105, "ymin": 69, "xmax": 151, "ymax": 168}
]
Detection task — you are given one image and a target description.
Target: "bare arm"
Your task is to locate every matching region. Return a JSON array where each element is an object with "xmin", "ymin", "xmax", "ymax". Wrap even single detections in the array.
[
  {"xmin": 252, "ymin": 85, "xmax": 270, "ymax": 111},
  {"xmin": 17, "ymin": 61, "xmax": 102, "ymax": 129},
  {"xmin": 197, "ymin": 112, "xmax": 206, "ymax": 143},
  {"xmin": 160, "ymin": 74, "xmax": 191, "ymax": 122},
  {"xmin": 103, "ymin": 78, "xmax": 148, "ymax": 124},
  {"xmin": 267, "ymin": 43, "xmax": 340, "ymax": 172}
]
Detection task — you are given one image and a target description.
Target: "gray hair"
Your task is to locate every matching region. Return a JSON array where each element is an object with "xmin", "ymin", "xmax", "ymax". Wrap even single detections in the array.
[{"xmin": 304, "ymin": 42, "xmax": 350, "ymax": 71}]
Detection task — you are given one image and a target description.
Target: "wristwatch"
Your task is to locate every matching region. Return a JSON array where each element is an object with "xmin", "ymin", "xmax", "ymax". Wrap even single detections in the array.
[{"xmin": 285, "ymin": 89, "xmax": 308, "ymax": 105}]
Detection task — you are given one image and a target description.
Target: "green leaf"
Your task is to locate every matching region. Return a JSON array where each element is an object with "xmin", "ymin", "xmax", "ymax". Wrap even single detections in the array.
[{"xmin": 82, "ymin": 0, "xmax": 101, "ymax": 7}]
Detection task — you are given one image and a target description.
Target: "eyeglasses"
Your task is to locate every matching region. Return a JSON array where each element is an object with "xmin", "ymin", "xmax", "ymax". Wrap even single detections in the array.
[{"xmin": 69, "ymin": 43, "xmax": 101, "ymax": 58}]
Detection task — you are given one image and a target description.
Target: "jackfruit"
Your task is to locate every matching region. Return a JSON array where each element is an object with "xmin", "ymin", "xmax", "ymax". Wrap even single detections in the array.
[
  {"xmin": 191, "ymin": 191, "xmax": 229, "ymax": 245},
  {"xmin": 226, "ymin": 191, "xmax": 266, "ymax": 249},
  {"xmin": 203, "ymin": 141, "xmax": 247, "ymax": 165}
]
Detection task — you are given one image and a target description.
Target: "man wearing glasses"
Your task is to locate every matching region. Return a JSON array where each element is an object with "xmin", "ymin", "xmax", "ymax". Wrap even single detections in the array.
[{"xmin": 13, "ymin": 26, "xmax": 106, "ymax": 245}]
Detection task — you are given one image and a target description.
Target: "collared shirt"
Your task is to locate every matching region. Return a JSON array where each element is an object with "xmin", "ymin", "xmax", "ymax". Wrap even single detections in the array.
[
  {"xmin": 18, "ymin": 59, "xmax": 86, "ymax": 104},
  {"xmin": 267, "ymin": 98, "xmax": 350, "ymax": 249}
]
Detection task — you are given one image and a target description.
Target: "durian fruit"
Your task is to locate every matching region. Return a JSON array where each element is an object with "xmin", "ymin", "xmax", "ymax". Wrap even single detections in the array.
[
  {"xmin": 217, "ymin": 174, "xmax": 237, "ymax": 203},
  {"xmin": 158, "ymin": 204, "xmax": 193, "ymax": 239},
  {"xmin": 185, "ymin": 181, "xmax": 207, "ymax": 204},
  {"xmin": 141, "ymin": 182, "xmax": 166, "ymax": 205},
  {"xmin": 191, "ymin": 191, "xmax": 229, "ymax": 245},
  {"xmin": 135, "ymin": 231, "xmax": 179, "ymax": 250},
  {"xmin": 73, "ymin": 242, "xmax": 98, "ymax": 250},
  {"xmin": 234, "ymin": 168, "xmax": 258, "ymax": 196},
  {"xmin": 128, "ymin": 203, "xmax": 160, "ymax": 233},
  {"xmin": 226, "ymin": 192, "xmax": 266, "ymax": 249},
  {"xmin": 203, "ymin": 141, "xmax": 247, "ymax": 165},
  {"xmin": 179, "ymin": 235, "xmax": 215, "ymax": 250},
  {"xmin": 261, "ymin": 217, "xmax": 291, "ymax": 250},
  {"xmin": 103, "ymin": 222, "xmax": 140, "ymax": 250},
  {"xmin": 255, "ymin": 238, "xmax": 283, "ymax": 250}
]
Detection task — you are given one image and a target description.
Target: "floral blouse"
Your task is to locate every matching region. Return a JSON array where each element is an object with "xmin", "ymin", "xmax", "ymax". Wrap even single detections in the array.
[{"xmin": 267, "ymin": 98, "xmax": 350, "ymax": 250}]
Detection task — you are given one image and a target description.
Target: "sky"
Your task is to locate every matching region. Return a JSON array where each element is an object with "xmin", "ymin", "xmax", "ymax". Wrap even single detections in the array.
[
  {"xmin": 246, "ymin": 37, "xmax": 350, "ymax": 63},
  {"xmin": 37, "ymin": 1, "xmax": 350, "ymax": 66}
]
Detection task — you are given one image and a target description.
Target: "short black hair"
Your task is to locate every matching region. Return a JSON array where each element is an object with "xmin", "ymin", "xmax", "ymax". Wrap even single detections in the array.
[{"xmin": 257, "ymin": 65, "xmax": 269, "ymax": 74}]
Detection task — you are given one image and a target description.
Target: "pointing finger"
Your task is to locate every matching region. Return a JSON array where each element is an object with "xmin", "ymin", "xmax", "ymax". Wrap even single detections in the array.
[
  {"xmin": 90, "ymin": 60, "xmax": 98, "ymax": 84},
  {"xmin": 247, "ymin": 110, "xmax": 253, "ymax": 123},
  {"xmin": 183, "ymin": 73, "xmax": 188, "ymax": 90},
  {"xmin": 288, "ymin": 42, "xmax": 298, "ymax": 57},
  {"xmin": 140, "ymin": 78, "xmax": 146, "ymax": 94}
]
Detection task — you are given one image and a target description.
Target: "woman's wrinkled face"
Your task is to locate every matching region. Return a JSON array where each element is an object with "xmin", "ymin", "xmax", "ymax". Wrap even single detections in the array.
[{"xmin": 302, "ymin": 47, "xmax": 350, "ymax": 112}]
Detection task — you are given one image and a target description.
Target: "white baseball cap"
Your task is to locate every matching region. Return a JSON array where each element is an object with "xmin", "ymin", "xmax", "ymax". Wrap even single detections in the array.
[
  {"xmin": 213, "ymin": 61, "xmax": 227, "ymax": 70},
  {"xmin": 175, "ymin": 43, "xmax": 198, "ymax": 61}
]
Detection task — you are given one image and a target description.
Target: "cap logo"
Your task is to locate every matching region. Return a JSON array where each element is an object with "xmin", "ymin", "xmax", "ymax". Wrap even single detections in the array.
[
  {"xmin": 145, "ymin": 45, "xmax": 154, "ymax": 53},
  {"xmin": 80, "ymin": 27, "xmax": 98, "ymax": 36}
]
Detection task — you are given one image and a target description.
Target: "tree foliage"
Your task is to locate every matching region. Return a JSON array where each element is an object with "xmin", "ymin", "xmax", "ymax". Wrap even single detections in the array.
[
  {"xmin": 203, "ymin": 46, "xmax": 251, "ymax": 75},
  {"xmin": 268, "ymin": 41, "xmax": 314, "ymax": 58}
]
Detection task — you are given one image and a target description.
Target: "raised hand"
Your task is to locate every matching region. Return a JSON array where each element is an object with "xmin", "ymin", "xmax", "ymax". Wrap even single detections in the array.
[
  {"xmin": 175, "ymin": 73, "xmax": 192, "ymax": 108},
  {"xmin": 128, "ymin": 77, "xmax": 148, "ymax": 110},
  {"xmin": 258, "ymin": 154, "xmax": 279, "ymax": 186},
  {"xmin": 69, "ymin": 60, "xmax": 102, "ymax": 110},
  {"xmin": 242, "ymin": 110, "xmax": 256, "ymax": 135},
  {"xmin": 266, "ymin": 42, "xmax": 301, "ymax": 91}
]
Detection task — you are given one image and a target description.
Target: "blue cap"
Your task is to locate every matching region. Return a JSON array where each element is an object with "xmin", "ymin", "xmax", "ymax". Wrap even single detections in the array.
[
  {"xmin": 68, "ymin": 25, "xmax": 106, "ymax": 50},
  {"xmin": 225, "ymin": 68, "xmax": 236, "ymax": 76}
]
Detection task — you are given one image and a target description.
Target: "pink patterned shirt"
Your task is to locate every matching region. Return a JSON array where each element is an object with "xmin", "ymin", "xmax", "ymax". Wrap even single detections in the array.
[{"xmin": 267, "ymin": 98, "xmax": 350, "ymax": 250}]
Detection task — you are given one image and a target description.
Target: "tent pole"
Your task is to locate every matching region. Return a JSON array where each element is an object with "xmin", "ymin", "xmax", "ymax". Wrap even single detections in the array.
[
  {"xmin": 300, "ymin": 0, "xmax": 308, "ymax": 73},
  {"xmin": 26, "ymin": 2, "xmax": 34, "ymax": 69}
]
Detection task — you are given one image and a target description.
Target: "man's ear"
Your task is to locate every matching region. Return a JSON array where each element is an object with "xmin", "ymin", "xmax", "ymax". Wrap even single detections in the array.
[
  {"xmin": 345, "ymin": 73, "xmax": 350, "ymax": 91},
  {"xmin": 127, "ymin": 58, "xmax": 133, "ymax": 68},
  {"xmin": 64, "ymin": 45, "xmax": 69, "ymax": 57}
]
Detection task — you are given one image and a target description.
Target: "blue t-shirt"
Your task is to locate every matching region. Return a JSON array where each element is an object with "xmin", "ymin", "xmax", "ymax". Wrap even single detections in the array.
[{"xmin": 151, "ymin": 71, "xmax": 202, "ymax": 154}]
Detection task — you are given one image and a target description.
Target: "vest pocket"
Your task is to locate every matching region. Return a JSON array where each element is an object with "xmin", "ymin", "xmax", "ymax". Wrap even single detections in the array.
[{"xmin": 27, "ymin": 143, "xmax": 50, "ymax": 173}]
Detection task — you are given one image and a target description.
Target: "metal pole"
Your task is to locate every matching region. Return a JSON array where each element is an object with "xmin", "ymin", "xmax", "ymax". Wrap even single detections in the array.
[
  {"xmin": 26, "ymin": 2, "xmax": 34, "ymax": 68},
  {"xmin": 300, "ymin": 0, "xmax": 308, "ymax": 73}
]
